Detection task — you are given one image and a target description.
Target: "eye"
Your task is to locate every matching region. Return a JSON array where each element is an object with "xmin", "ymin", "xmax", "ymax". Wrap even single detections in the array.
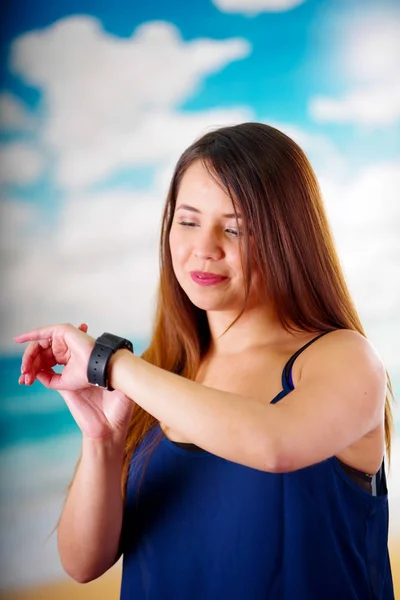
[
  {"xmin": 178, "ymin": 221, "xmax": 198, "ymax": 228},
  {"xmin": 226, "ymin": 228, "xmax": 242, "ymax": 237}
]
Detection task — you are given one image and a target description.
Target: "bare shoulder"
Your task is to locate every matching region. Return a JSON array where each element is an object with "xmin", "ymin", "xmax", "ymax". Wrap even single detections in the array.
[
  {"xmin": 312, "ymin": 328, "xmax": 380, "ymax": 353},
  {"xmin": 297, "ymin": 329, "xmax": 386, "ymax": 386}
]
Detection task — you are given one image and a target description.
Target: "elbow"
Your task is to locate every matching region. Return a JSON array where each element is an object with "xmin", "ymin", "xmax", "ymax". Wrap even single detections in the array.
[
  {"xmin": 61, "ymin": 560, "xmax": 99, "ymax": 584},
  {"xmin": 69, "ymin": 573, "xmax": 96, "ymax": 585},
  {"xmin": 60, "ymin": 550, "xmax": 119, "ymax": 584},
  {"xmin": 272, "ymin": 453, "xmax": 293, "ymax": 474},
  {"xmin": 263, "ymin": 435, "xmax": 290, "ymax": 474},
  {"xmin": 58, "ymin": 535, "xmax": 121, "ymax": 583},
  {"xmin": 61, "ymin": 561, "xmax": 107, "ymax": 584}
]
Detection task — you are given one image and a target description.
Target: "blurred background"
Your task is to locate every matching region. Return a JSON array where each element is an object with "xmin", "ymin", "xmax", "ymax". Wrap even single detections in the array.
[{"xmin": 1, "ymin": 0, "xmax": 399, "ymax": 598}]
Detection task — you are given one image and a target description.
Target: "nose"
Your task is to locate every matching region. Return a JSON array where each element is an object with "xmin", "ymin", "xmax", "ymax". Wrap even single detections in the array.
[{"xmin": 193, "ymin": 230, "xmax": 223, "ymax": 261}]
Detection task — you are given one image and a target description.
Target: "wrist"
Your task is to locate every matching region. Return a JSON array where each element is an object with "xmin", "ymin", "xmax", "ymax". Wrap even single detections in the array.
[
  {"xmin": 108, "ymin": 348, "xmax": 136, "ymax": 392},
  {"xmin": 82, "ymin": 433, "xmax": 126, "ymax": 460}
]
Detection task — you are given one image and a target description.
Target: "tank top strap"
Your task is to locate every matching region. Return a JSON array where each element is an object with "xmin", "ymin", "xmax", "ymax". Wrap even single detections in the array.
[
  {"xmin": 282, "ymin": 331, "xmax": 333, "ymax": 391},
  {"xmin": 372, "ymin": 458, "xmax": 388, "ymax": 497}
]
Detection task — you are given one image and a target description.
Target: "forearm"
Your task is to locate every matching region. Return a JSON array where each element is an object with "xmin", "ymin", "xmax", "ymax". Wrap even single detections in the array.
[
  {"xmin": 57, "ymin": 436, "xmax": 125, "ymax": 583},
  {"xmin": 109, "ymin": 350, "xmax": 281, "ymax": 472}
]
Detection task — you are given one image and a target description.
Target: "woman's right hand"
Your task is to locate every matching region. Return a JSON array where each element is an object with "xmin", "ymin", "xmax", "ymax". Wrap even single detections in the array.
[{"xmin": 19, "ymin": 323, "xmax": 135, "ymax": 442}]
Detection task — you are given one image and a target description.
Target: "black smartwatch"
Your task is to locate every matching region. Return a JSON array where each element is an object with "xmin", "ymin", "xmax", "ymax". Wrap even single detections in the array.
[{"xmin": 87, "ymin": 333, "xmax": 134, "ymax": 391}]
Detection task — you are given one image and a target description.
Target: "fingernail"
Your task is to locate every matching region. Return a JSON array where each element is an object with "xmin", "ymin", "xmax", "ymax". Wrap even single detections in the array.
[{"xmin": 21, "ymin": 365, "xmax": 25, "ymax": 374}]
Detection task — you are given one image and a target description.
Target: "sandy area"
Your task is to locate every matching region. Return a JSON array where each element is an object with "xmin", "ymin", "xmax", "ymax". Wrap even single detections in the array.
[
  {"xmin": 2, "ymin": 540, "xmax": 400, "ymax": 599},
  {"xmin": 0, "ymin": 565, "xmax": 122, "ymax": 600}
]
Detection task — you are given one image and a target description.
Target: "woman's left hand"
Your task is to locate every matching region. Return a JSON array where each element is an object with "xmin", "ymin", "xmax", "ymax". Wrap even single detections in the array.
[{"xmin": 14, "ymin": 323, "xmax": 95, "ymax": 391}]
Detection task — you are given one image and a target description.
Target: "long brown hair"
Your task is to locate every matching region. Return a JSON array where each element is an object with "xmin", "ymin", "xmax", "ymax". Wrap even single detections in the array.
[{"xmin": 122, "ymin": 122, "xmax": 396, "ymax": 498}]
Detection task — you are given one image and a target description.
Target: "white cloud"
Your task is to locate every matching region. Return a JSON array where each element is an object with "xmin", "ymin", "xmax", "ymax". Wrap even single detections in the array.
[
  {"xmin": 310, "ymin": 82, "xmax": 400, "ymax": 127},
  {"xmin": 9, "ymin": 16, "xmax": 251, "ymax": 189},
  {"xmin": 0, "ymin": 199, "xmax": 38, "ymax": 250},
  {"xmin": 2, "ymin": 189, "xmax": 164, "ymax": 349},
  {"xmin": 0, "ymin": 93, "xmax": 36, "ymax": 131},
  {"xmin": 0, "ymin": 142, "xmax": 45, "ymax": 184},
  {"xmin": 213, "ymin": 0, "xmax": 306, "ymax": 14},
  {"xmin": 318, "ymin": 160, "xmax": 400, "ymax": 369},
  {"xmin": 54, "ymin": 107, "xmax": 253, "ymax": 188},
  {"xmin": 309, "ymin": 8, "xmax": 400, "ymax": 126},
  {"xmin": 343, "ymin": 11, "xmax": 400, "ymax": 85},
  {"xmin": 320, "ymin": 159, "xmax": 400, "ymax": 238}
]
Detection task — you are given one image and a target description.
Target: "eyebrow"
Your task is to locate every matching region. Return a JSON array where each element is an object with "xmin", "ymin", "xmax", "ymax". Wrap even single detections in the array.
[{"xmin": 176, "ymin": 204, "xmax": 241, "ymax": 219}]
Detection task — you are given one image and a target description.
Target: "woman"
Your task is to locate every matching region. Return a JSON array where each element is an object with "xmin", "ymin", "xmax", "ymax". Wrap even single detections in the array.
[{"xmin": 15, "ymin": 123, "xmax": 395, "ymax": 599}]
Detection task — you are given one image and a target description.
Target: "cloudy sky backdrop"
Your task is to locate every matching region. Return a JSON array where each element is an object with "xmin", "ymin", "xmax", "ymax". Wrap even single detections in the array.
[{"xmin": 1, "ymin": 0, "xmax": 399, "ymax": 381}]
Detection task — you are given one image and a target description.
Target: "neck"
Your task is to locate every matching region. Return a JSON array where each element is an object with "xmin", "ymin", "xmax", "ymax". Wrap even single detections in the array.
[{"xmin": 206, "ymin": 303, "xmax": 287, "ymax": 356}]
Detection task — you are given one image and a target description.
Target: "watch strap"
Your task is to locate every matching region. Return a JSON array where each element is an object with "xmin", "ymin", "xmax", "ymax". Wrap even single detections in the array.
[{"xmin": 87, "ymin": 332, "xmax": 133, "ymax": 391}]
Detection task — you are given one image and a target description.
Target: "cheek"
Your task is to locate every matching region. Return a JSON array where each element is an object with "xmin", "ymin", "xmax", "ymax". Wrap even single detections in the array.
[
  {"xmin": 226, "ymin": 247, "xmax": 245, "ymax": 277},
  {"xmin": 169, "ymin": 229, "xmax": 188, "ymax": 265}
]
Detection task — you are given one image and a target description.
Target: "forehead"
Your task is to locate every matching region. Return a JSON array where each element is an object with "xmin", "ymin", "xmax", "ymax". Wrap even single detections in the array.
[{"xmin": 176, "ymin": 161, "xmax": 236, "ymax": 214}]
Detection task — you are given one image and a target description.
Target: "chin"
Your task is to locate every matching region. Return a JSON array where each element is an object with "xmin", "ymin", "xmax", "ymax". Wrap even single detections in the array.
[
  {"xmin": 184, "ymin": 294, "xmax": 214, "ymax": 311},
  {"xmin": 177, "ymin": 277, "xmax": 235, "ymax": 311},
  {"xmin": 191, "ymin": 301, "xmax": 221, "ymax": 312},
  {"xmin": 184, "ymin": 291, "xmax": 232, "ymax": 313}
]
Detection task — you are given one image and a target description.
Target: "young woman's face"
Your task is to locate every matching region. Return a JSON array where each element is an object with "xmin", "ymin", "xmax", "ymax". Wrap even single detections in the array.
[{"xmin": 169, "ymin": 160, "xmax": 255, "ymax": 313}]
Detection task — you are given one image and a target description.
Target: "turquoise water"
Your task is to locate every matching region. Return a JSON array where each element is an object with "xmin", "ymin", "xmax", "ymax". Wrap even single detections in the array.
[{"xmin": 0, "ymin": 355, "xmax": 76, "ymax": 448}]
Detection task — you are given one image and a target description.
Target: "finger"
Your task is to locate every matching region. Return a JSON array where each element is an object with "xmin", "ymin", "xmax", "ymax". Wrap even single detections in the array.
[
  {"xmin": 26, "ymin": 349, "xmax": 55, "ymax": 385},
  {"xmin": 35, "ymin": 370, "xmax": 64, "ymax": 389},
  {"xmin": 14, "ymin": 324, "xmax": 70, "ymax": 344},
  {"xmin": 21, "ymin": 340, "xmax": 52, "ymax": 374}
]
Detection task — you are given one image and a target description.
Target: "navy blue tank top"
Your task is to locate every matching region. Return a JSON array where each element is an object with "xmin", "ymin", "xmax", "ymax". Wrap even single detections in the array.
[{"xmin": 120, "ymin": 333, "xmax": 394, "ymax": 599}]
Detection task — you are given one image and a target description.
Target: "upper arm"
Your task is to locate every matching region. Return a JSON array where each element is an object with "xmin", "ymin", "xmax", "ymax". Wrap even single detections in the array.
[{"xmin": 273, "ymin": 330, "xmax": 387, "ymax": 473}]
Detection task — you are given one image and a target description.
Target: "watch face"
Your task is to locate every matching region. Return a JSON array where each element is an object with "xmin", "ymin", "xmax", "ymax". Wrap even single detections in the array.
[
  {"xmin": 98, "ymin": 333, "xmax": 133, "ymax": 352},
  {"xmin": 99, "ymin": 333, "xmax": 121, "ymax": 348}
]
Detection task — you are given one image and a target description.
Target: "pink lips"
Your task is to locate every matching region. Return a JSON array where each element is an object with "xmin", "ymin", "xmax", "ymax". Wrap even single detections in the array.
[{"xmin": 190, "ymin": 271, "xmax": 228, "ymax": 286}]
